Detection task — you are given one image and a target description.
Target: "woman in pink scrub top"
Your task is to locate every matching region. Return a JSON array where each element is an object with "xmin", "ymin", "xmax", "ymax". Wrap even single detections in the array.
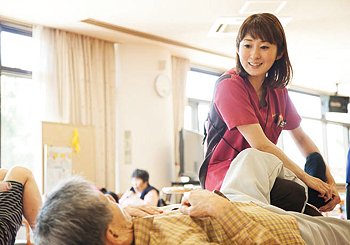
[{"xmin": 199, "ymin": 13, "xmax": 340, "ymax": 215}]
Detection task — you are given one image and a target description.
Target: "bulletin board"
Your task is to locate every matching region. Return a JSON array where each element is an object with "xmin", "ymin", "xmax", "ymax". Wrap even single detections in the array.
[
  {"xmin": 42, "ymin": 121, "xmax": 96, "ymax": 194},
  {"xmin": 43, "ymin": 145, "xmax": 73, "ymax": 194}
]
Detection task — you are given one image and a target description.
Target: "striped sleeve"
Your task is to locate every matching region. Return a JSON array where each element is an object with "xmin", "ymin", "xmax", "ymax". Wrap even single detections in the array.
[{"xmin": 0, "ymin": 181, "xmax": 24, "ymax": 245}]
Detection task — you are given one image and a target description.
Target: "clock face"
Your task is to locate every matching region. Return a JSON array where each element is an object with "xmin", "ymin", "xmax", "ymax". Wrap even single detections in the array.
[{"xmin": 155, "ymin": 74, "xmax": 172, "ymax": 97}]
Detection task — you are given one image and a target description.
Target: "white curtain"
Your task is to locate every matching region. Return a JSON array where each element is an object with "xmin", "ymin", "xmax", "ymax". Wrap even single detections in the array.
[
  {"xmin": 172, "ymin": 56, "xmax": 190, "ymax": 180},
  {"xmin": 33, "ymin": 26, "xmax": 116, "ymax": 189}
]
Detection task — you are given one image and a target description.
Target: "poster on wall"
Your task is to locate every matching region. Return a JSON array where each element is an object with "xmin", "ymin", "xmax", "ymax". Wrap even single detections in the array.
[{"xmin": 44, "ymin": 145, "xmax": 73, "ymax": 194}]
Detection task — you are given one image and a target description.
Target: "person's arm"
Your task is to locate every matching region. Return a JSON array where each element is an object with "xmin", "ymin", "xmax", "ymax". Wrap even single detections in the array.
[
  {"xmin": 289, "ymin": 126, "xmax": 340, "ymax": 212},
  {"xmin": 118, "ymin": 189, "xmax": 132, "ymax": 205},
  {"xmin": 289, "ymin": 125, "xmax": 334, "ymax": 183},
  {"xmin": 143, "ymin": 189, "xmax": 159, "ymax": 206},
  {"xmin": 180, "ymin": 189, "xmax": 281, "ymax": 244},
  {"xmin": 237, "ymin": 123, "xmax": 333, "ymax": 202},
  {"xmin": 120, "ymin": 189, "xmax": 159, "ymax": 207},
  {"xmin": 1, "ymin": 166, "xmax": 42, "ymax": 230},
  {"xmin": 123, "ymin": 204, "xmax": 163, "ymax": 217},
  {"xmin": 119, "ymin": 188, "xmax": 144, "ymax": 206}
]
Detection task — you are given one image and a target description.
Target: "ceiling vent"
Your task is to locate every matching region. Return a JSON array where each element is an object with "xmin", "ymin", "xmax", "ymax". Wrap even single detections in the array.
[
  {"xmin": 208, "ymin": 17, "xmax": 245, "ymax": 37},
  {"xmin": 208, "ymin": 1, "xmax": 290, "ymax": 37},
  {"xmin": 208, "ymin": 16, "xmax": 292, "ymax": 37}
]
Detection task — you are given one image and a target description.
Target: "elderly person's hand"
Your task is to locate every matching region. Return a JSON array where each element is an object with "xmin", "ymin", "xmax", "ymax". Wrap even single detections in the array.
[
  {"xmin": 180, "ymin": 189, "xmax": 232, "ymax": 218},
  {"xmin": 123, "ymin": 204, "xmax": 163, "ymax": 217}
]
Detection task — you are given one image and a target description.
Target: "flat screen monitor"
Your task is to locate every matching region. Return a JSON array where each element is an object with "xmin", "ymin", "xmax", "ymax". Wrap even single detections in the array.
[{"xmin": 179, "ymin": 129, "xmax": 204, "ymax": 181}]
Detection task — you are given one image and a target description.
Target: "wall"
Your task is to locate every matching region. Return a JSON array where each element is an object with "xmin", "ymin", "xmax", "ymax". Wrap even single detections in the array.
[{"xmin": 115, "ymin": 43, "xmax": 174, "ymax": 193}]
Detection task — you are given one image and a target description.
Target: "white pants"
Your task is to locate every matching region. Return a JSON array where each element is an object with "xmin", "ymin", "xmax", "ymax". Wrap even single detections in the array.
[{"xmin": 220, "ymin": 149, "xmax": 350, "ymax": 245}]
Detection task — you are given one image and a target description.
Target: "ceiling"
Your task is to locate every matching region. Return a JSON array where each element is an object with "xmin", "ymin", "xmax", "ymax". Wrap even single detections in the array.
[{"xmin": 1, "ymin": 0, "xmax": 350, "ymax": 96}]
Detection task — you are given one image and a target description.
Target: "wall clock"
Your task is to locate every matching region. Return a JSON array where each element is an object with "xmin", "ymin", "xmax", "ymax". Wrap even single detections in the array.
[{"xmin": 155, "ymin": 74, "xmax": 172, "ymax": 98}]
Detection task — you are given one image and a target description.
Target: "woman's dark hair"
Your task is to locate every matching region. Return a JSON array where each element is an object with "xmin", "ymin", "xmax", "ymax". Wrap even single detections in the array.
[
  {"xmin": 235, "ymin": 13, "xmax": 293, "ymax": 89},
  {"xmin": 132, "ymin": 169, "xmax": 149, "ymax": 183}
]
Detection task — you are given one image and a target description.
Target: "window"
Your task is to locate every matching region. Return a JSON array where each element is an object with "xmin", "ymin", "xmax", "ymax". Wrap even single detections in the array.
[
  {"xmin": 0, "ymin": 23, "xmax": 42, "ymax": 189},
  {"xmin": 184, "ymin": 68, "xmax": 221, "ymax": 134},
  {"xmin": 281, "ymin": 118, "xmax": 324, "ymax": 170},
  {"xmin": 326, "ymin": 123, "xmax": 348, "ymax": 183},
  {"xmin": 288, "ymin": 91, "xmax": 322, "ymax": 119},
  {"xmin": 279, "ymin": 90, "xmax": 350, "ymax": 184},
  {"xmin": 186, "ymin": 69, "xmax": 219, "ymax": 101}
]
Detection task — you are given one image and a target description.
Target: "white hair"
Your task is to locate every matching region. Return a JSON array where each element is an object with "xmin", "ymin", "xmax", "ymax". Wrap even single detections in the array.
[{"xmin": 34, "ymin": 176, "xmax": 113, "ymax": 245}]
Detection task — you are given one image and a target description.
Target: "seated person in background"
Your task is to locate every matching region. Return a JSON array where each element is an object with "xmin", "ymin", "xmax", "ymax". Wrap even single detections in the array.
[
  {"xmin": 100, "ymin": 187, "xmax": 119, "ymax": 203},
  {"xmin": 119, "ymin": 169, "xmax": 160, "ymax": 207},
  {"xmin": 34, "ymin": 176, "xmax": 306, "ymax": 245},
  {"xmin": 0, "ymin": 166, "xmax": 42, "ymax": 245}
]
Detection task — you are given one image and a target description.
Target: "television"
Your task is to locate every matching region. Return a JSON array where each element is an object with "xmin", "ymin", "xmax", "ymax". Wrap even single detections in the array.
[
  {"xmin": 329, "ymin": 95, "xmax": 349, "ymax": 113},
  {"xmin": 179, "ymin": 129, "xmax": 204, "ymax": 181}
]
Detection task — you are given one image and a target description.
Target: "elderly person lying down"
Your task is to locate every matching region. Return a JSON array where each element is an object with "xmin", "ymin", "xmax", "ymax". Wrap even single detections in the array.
[
  {"xmin": 35, "ymin": 176, "xmax": 305, "ymax": 245},
  {"xmin": 35, "ymin": 176, "xmax": 350, "ymax": 245}
]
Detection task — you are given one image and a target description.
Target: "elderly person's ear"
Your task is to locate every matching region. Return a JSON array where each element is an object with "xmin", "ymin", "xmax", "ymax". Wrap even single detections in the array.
[
  {"xmin": 106, "ymin": 227, "xmax": 132, "ymax": 245},
  {"xmin": 105, "ymin": 228, "xmax": 120, "ymax": 245}
]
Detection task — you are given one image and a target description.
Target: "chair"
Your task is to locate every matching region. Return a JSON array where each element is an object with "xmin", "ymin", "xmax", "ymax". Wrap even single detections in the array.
[{"xmin": 15, "ymin": 220, "xmax": 33, "ymax": 245}]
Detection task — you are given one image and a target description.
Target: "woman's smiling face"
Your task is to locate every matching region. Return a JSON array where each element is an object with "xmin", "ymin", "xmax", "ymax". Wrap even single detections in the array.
[{"xmin": 238, "ymin": 35, "xmax": 279, "ymax": 82}]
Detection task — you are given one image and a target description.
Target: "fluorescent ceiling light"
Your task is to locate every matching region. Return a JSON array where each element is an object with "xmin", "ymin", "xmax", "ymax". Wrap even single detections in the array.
[
  {"xmin": 239, "ymin": 1, "xmax": 288, "ymax": 14},
  {"xmin": 275, "ymin": 1, "xmax": 287, "ymax": 13}
]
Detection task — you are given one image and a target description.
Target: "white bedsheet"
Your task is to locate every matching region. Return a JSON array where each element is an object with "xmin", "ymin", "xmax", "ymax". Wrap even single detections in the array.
[{"xmin": 220, "ymin": 148, "xmax": 350, "ymax": 245}]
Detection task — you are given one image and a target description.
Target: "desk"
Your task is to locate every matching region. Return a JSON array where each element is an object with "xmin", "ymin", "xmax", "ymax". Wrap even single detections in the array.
[
  {"xmin": 171, "ymin": 181, "xmax": 200, "ymax": 186},
  {"xmin": 162, "ymin": 185, "xmax": 201, "ymax": 204}
]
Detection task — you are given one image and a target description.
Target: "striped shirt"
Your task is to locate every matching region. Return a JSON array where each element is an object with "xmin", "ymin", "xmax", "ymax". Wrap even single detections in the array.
[
  {"xmin": 134, "ymin": 201, "xmax": 305, "ymax": 245},
  {"xmin": 0, "ymin": 181, "xmax": 23, "ymax": 245}
]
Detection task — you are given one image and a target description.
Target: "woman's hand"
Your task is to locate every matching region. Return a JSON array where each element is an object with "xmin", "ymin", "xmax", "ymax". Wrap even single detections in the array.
[
  {"xmin": 124, "ymin": 204, "xmax": 163, "ymax": 217},
  {"xmin": 319, "ymin": 184, "xmax": 341, "ymax": 212},
  {"xmin": 303, "ymin": 174, "xmax": 333, "ymax": 201}
]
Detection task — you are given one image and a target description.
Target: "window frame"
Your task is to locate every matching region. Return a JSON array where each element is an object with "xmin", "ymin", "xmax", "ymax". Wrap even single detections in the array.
[
  {"xmin": 276, "ymin": 90, "xmax": 350, "ymax": 184},
  {"xmin": 187, "ymin": 98, "xmax": 211, "ymax": 133},
  {"xmin": 0, "ymin": 22, "xmax": 33, "ymax": 78},
  {"xmin": 0, "ymin": 21, "xmax": 33, "ymax": 166},
  {"xmin": 185, "ymin": 66, "xmax": 222, "ymax": 133}
]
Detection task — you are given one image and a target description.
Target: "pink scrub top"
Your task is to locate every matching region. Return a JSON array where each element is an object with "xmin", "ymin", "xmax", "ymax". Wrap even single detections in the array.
[{"xmin": 202, "ymin": 69, "xmax": 301, "ymax": 191}]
